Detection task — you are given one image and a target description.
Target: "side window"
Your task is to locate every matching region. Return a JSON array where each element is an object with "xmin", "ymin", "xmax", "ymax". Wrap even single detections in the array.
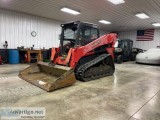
[
  {"xmin": 91, "ymin": 28, "xmax": 98, "ymax": 39},
  {"xmin": 80, "ymin": 26, "xmax": 91, "ymax": 42},
  {"xmin": 84, "ymin": 28, "xmax": 91, "ymax": 37},
  {"xmin": 79, "ymin": 26, "xmax": 98, "ymax": 45},
  {"xmin": 83, "ymin": 27, "xmax": 98, "ymax": 40}
]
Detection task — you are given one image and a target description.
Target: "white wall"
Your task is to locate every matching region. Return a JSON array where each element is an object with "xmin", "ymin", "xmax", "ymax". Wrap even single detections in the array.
[
  {"xmin": 119, "ymin": 29, "xmax": 160, "ymax": 50},
  {"xmin": 0, "ymin": 9, "xmax": 109, "ymax": 49},
  {"xmin": 0, "ymin": 9, "xmax": 62, "ymax": 49}
]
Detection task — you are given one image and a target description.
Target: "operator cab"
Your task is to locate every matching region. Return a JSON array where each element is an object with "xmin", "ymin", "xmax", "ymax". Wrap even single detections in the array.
[{"xmin": 60, "ymin": 21, "xmax": 100, "ymax": 55}]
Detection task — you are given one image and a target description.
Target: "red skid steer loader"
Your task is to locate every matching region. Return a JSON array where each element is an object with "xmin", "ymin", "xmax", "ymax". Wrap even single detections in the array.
[{"xmin": 19, "ymin": 21, "xmax": 117, "ymax": 92}]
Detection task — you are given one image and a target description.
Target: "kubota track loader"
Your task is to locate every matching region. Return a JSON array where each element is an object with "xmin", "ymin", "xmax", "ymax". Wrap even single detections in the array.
[{"xmin": 19, "ymin": 21, "xmax": 117, "ymax": 92}]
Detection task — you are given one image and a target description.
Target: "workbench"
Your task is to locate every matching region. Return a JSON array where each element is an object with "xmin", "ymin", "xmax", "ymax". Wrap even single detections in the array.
[{"xmin": 19, "ymin": 49, "xmax": 44, "ymax": 63}]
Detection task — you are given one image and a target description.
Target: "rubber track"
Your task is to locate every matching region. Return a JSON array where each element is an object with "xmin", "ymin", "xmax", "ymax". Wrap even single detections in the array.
[{"xmin": 77, "ymin": 53, "xmax": 114, "ymax": 81}]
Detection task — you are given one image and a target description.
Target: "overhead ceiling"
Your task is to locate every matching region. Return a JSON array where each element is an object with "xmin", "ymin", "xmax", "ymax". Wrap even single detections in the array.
[{"xmin": 0, "ymin": 0, "xmax": 160, "ymax": 31}]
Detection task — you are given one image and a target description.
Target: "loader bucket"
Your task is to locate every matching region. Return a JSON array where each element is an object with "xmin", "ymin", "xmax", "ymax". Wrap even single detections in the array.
[{"xmin": 19, "ymin": 62, "xmax": 76, "ymax": 92}]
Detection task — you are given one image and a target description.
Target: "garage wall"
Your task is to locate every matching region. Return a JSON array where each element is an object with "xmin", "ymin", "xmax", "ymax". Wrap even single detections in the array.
[
  {"xmin": 118, "ymin": 29, "xmax": 160, "ymax": 50},
  {"xmin": 0, "ymin": 9, "xmax": 108, "ymax": 49},
  {"xmin": 0, "ymin": 9, "xmax": 62, "ymax": 49}
]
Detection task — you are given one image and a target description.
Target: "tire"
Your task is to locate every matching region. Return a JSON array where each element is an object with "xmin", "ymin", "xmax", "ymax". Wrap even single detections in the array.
[
  {"xmin": 117, "ymin": 55, "xmax": 123, "ymax": 64},
  {"xmin": 131, "ymin": 53, "xmax": 136, "ymax": 61}
]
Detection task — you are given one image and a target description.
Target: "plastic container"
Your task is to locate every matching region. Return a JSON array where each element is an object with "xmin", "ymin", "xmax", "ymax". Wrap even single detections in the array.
[{"xmin": 8, "ymin": 49, "xmax": 19, "ymax": 64}]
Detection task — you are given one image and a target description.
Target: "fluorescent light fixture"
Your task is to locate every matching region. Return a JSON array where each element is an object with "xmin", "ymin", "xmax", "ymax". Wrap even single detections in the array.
[
  {"xmin": 135, "ymin": 13, "xmax": 150, "ymax": 19},
  {"xmin": 60, "ymin": 7, "xmax": 81, "ymax": 15},
  {"xmin": 99, "ymin": 20, "xmax": 111, "ymax": 24},
  {"xmin": 107, "ymin": 0, "xmax": 125, "ymax": 4},
  {"xmin": 152, "ymin": 23, "xmax": 160, "ymax": 27}
]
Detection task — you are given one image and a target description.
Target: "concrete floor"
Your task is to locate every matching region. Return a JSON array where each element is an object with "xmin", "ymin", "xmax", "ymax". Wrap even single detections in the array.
[{"xmin": 0, "ymin": 62, "xmax": 160, "ymax": 120}]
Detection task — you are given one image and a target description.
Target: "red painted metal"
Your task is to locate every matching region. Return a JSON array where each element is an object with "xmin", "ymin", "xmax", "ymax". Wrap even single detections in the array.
[{"xmin": 51, "ymin": 33, "xmax": 117, "ymax": 68}]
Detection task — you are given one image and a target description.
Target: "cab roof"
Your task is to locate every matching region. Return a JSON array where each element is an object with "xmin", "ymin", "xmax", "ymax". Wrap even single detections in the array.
[{"xmin": 61, "ymin": 21, "xmax": 99, "ymax": 29}]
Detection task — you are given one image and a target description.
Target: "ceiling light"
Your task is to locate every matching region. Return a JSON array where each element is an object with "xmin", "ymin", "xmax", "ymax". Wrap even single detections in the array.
[
  {"xmin": 135, "ymin": 13, "xmax": 150, "ymax": 19},
  {"xmin": 107, "ymin": 0, "xmax": 125, "ymax": 5},
  {"xmin": 99, "ymin": 20, "xmax": 111, "ymax": 24},
  {"xmin": 152, "ymin": 23, "xmax": 160, "ymax": 27},
  {"xmin": 60, "ymin": 7, "xmax": 81, "ymax": 15}
]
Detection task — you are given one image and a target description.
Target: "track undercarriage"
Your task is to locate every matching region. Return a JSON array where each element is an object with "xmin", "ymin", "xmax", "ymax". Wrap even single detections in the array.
[{"xmin": 75, "ymin": 54, "xmax": 115, "ymax": 81}]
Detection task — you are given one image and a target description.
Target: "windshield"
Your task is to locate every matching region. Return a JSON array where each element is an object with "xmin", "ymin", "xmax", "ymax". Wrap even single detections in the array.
[{"xmin": 63, "ymin": 24, "xmax": 78, "ymax": 40}]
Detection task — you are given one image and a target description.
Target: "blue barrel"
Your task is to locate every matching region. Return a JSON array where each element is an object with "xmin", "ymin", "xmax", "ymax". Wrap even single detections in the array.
[{"xmin": 8, "ymin": 49, "xmax": 19, "ymax": 64}]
